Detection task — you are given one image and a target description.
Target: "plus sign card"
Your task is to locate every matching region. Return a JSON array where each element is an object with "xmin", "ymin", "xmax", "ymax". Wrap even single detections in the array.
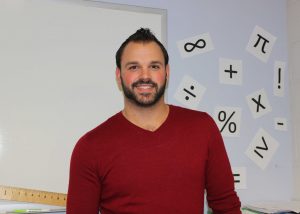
[{"xmin": 219, "ymin": 58, "xmax": 243, "ymax": 85}]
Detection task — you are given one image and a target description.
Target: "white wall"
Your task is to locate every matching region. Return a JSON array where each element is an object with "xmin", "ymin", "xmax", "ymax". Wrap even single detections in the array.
[{"xmin": 287, "ymin": 0, "xmax": 300, "ymax": 200}]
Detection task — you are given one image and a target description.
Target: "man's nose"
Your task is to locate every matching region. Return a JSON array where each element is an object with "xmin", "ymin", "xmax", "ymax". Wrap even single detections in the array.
[{"xmin": 140, "ymin": 67, "xmax": 151, "ymax": 79}]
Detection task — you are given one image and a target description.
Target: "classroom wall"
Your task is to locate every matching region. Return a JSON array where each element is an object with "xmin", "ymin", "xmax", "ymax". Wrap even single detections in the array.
[
  {"xmin": 1, "ymin": 0, "xmax": 294, "ymax": 206},
  {"xmin": 287, "ymin": 0, "xmax": 300, "ymax": 200},
  {"xmin": 100, "ymin": 0, "xmax": 293, "ymax": 203}
]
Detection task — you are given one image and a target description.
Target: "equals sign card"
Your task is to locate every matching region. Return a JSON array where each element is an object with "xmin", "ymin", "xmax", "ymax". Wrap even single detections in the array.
[
  {"xmin": 274, "ymin": 117, "xmax": 287, "ymax": 131},
  {"xmin": 232, "ymin": 167, "xmax": 247, "ymax": 189}
]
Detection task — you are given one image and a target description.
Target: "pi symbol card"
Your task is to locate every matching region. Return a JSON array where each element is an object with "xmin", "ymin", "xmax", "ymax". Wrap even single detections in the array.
[
  {"xmin": 246, "ymin": 25, "xmax": 277, "ymax": 63},
  {"xmin": 177, "ymin": 33, "xmax": 214, "ymax": 58},
  {"xmin": 174, "ymin": 75, "xmax": 206, "ymax": 110},
  {"xmin": 214, "ymin": 106, "xmax": 242, "ymax": 137},
  {"xmin": 245, "ymin": 128, "xmax": 279, "ymax": 170},
  {"xmin": 246, "ymin": 88, "xmax": 272, "ymax": 119}
]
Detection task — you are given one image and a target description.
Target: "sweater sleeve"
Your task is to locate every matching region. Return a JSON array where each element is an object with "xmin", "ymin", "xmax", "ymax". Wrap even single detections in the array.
[
  {"xmin": 204, "ymin": 114, "xmax": 241, "ymax": 214},
  {"xmin": 67, "ymin": 135, "xmax": 101, "ymax": 214}
]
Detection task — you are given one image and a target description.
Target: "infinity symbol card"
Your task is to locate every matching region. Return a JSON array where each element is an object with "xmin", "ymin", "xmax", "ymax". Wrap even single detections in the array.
[{"xmin": 177, "ymin": 33, "xmax": 214, "ymax": 58}]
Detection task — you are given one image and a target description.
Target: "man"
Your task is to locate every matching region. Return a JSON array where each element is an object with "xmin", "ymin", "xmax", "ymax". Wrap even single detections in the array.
[{"xmin": 67, "ymin": 28, "xmax": 241, "ymax": 214}]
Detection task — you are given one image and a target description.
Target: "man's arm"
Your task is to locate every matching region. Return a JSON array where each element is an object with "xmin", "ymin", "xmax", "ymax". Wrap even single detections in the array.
[
  {"xmin": 67, "ymin": 136, "xmax": 101, "ymax": 214},
  {"xmin": 205, "ymin": 115, "xmax": 241, "ymax": 214}
]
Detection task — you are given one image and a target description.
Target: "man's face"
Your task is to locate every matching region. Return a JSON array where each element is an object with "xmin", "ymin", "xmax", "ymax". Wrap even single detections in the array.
[{"xmin": 116, "ymin": 41, "xmax": 169, "ymax": 107}]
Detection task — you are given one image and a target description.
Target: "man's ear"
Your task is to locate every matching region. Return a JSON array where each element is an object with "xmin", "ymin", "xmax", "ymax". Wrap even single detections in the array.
[
  {"xmin": 166, "ymin": 64, "xmax": 170, "ymax": 79},
  {"xmin": 115, "ymin": 67, "xmax": 122, "ymax": 91},
  {"xmin": 166, "ymin": 64, "xmax": 170, "ymax": 86}
]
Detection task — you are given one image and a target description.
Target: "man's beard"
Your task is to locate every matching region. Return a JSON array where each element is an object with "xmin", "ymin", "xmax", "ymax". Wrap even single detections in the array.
[{"xmin": 120, "ymin": 76, "xmax": 167, "ymax": 107}]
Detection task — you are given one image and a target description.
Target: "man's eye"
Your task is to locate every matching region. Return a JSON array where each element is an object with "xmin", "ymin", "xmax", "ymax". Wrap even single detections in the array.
[
  {"xmin": 151, "ymin": 65, "xmax": 160, "ymax": 70},
  {"xmin": 129, "ymin": 65, "xmax": 138, "ymax": 70}
]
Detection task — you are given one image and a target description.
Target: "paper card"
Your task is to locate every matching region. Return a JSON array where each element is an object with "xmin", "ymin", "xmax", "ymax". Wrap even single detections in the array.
[
  {"xmin": 246, "ymin": 88, "xmax": 272, "ymax": 119},
  {"xmin": 245, "ymin": 128, "xmax": 279, "ymax": 170},
  {"xmin": 174, "ymin": 75, "xmax": 206, "ymax": 110},
  {"xmin": 246, "ymin": 25, "xmax": 277, "ymax": 63},
  {"xmin": 177, "ymin": 33, "xmax": 214, "ymax": 58},
  {"xmin": 232, "ymin": 167, "xmax": 247, "ymax": 189},
  {"xmin": 273, "ymin": 61, "xmax": 285, "ymax": 97},
  {"xmin": 213, "ymin": 106, "xmax": 242, "ymax": 137},
  {"xmin": 274, "ymin": 117, "xmax": 288, "ymax": 131},
  {"xmin": 219, "ymin": 58, "xmax": 243, "ymax": 85}
]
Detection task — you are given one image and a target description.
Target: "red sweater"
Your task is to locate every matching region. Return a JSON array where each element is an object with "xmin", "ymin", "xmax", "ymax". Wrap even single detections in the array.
[{"xmin": 67, "ymin": 105, "xmax": 241, "ymax": 214}]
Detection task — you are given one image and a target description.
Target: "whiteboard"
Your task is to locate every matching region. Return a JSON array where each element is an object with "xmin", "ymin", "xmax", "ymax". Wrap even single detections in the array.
[{"xmin": 0, "ymin": 0, "xmax": 166, "ymax": 193}]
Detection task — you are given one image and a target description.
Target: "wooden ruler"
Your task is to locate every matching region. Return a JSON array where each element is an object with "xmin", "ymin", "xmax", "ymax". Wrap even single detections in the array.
[{"xmin": 0, "ymin": 185, "xmax": 67, "ymax": 207}]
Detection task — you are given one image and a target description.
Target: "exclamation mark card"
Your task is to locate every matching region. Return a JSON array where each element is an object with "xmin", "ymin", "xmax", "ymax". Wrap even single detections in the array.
[
  {"xmin": 245, "ymin": 128, "xmax": 279, "ymax": 170},
  {"xmin": 273, "ymin": 61, "xmax": 285, "ymax": 97},
  {"xmin": 174, "ymin": 75, "xmax": 206, "ymax": 110}
]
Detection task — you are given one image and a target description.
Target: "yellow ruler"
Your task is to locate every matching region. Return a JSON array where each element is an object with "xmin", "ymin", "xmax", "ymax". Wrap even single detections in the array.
[{"xmin": 0, "ymin": 185, "xmax": 67, "ymax": 207}]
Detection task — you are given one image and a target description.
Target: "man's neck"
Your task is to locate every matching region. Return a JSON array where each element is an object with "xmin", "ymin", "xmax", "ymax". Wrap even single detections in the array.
[{"xmin": 122, "ymin": 100, "xmax": 169, "ymax": 132}]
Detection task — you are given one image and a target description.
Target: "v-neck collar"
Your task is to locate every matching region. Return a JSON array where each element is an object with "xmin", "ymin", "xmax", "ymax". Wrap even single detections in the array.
[{"xmin": 119, "ymin": 105, "xmax": 172, "ymax": 134}]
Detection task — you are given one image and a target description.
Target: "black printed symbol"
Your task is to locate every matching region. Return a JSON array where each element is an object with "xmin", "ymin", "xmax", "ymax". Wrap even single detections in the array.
[
  {"xmin": 233, "ymin": 173, "xmax": 241, "ymax": 183},
  {"xmin": 183, "ymin": 85, "xmax": 196, "ymax": 100},
  {"xmin": 254, "ymin": 136, "xmax": 268, "ymax": 159},
  {"xmin": 218, "ymin": 111, "xmax": 237, "ymax": 133},
  {"xmin": 277, "ymin": 67, "xmax": 282, "ymax": 89},
  {"xmin": 253, "ymin": 34, "xmax": 269, "ymax": 54},
  {"xmin": 251, "ymin": 94, "xmax": 266, "ymax": 113},
  {"xmin": 224, "ymin": 64, "xmax": 238, "ymax": 79},
  {"xmin": 184, "ymin": 39, "xmax": 206, "ymax": 52},
  {"xmin": 277, "ymin": 122, "xmax": 284, "ymax": 126}
]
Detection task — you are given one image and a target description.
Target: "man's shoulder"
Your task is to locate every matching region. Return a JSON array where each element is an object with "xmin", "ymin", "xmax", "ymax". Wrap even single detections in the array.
[
  {"xmin": 170, "ymin": 104, "xmax": 211, "ymax": 120},
  {"xmin": 90, "ymin": 111, "xmax": 122, "ymax": 132},
  {"xmin": 72, "ymin": 111, "xmax": 124, "ymax": 156},
  {"xmin": 78, "ymin": 111, "xmax": 123, "ymax": 143},
  {"xmin": 169, "ymin": 105, "xmax": 218, "ymax": 130}
]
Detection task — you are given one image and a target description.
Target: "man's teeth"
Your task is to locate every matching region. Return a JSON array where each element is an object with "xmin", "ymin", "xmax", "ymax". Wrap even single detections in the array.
[{"xmin": 137, "ymin": 84, "xmax": 153, "ymax": 89}]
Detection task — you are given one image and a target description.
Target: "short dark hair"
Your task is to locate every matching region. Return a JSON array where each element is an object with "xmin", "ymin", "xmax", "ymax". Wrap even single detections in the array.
[{"xmin": 115, "ymin": 28, "xmax": 169, "ymax": 69}]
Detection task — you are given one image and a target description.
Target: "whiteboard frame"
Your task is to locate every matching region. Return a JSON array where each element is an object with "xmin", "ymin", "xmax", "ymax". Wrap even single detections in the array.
[{"xmin": 64, "ymin": 0, "xmax": 167, "ymax": 46}]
